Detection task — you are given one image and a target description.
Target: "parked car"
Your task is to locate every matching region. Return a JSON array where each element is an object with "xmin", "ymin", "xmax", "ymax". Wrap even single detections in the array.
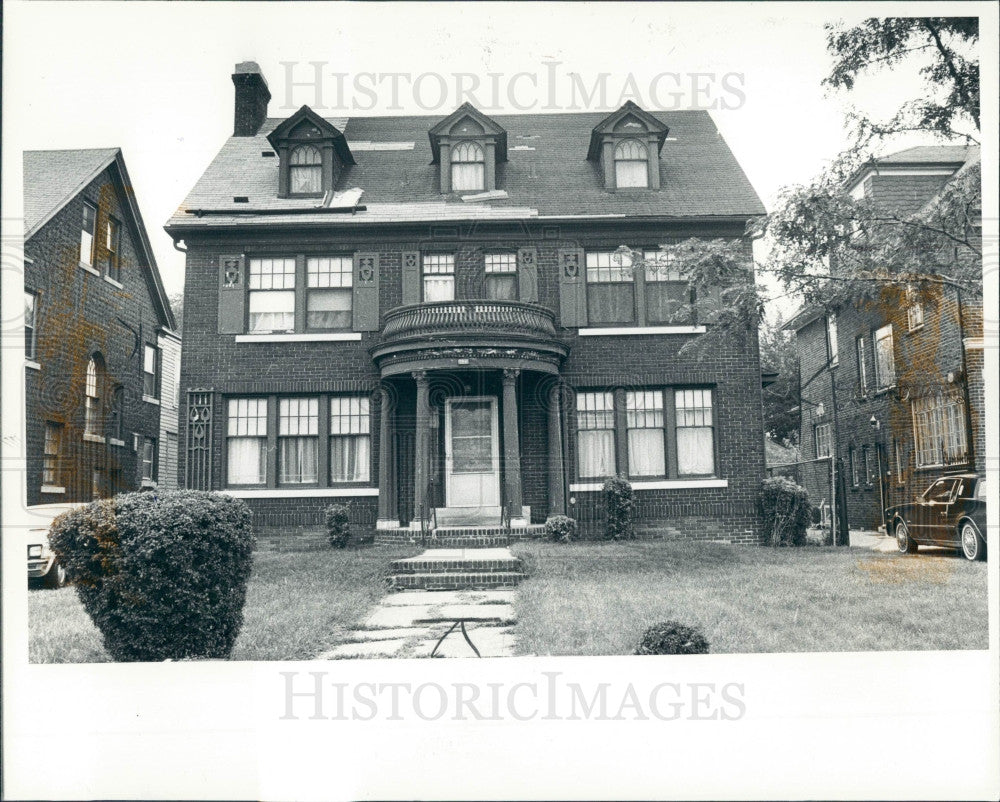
[
  {"xmin": 25, "ymin": 502, "xmax": 83, "ymax": 589},
  {"xmin": 885, "ymin": 473, "xmax": 987, "ymax": 561}
]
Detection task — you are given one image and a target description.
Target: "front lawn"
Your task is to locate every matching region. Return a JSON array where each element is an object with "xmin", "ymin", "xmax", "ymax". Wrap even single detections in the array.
[
  {"xmin": 28, "ymin": 544, "xmax": 419, "ymax": 663},
  {"xmin": 511, "ymin": 540, "xmax": 988, "ymax": 655}
]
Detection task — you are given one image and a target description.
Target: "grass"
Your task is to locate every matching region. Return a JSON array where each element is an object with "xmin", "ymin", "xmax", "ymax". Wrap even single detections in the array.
[
  {"xmin": 28, "ymin": 544, "xmax": 419, "ymax": 663},
  {"xmin": 510, "ymin": 540, "xmax": 988, "ymax": 655}
]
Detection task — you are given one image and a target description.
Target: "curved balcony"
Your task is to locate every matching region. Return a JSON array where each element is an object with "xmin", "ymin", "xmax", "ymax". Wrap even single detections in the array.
[{"xmin": 372, "ymin": 300, "xmax": 568, "ymax": 376}]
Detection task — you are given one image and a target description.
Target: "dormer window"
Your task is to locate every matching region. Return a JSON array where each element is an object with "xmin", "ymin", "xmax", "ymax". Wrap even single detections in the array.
[
  {"xmin": 290, "ymin": 145, "xmax": 322, "ymax": 195},
  {"xmin": 451, "ymin": 141, "xmax": 486, "ymax": 192},
  {"xmin": 614, "ymin": 140, "xmax": 649, "ymax": 188}
]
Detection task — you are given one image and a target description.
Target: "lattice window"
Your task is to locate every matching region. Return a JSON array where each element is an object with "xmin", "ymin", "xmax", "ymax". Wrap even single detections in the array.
[{"xmin": 186, "ymin": 390, "xmax": 214, "ymax": 490}]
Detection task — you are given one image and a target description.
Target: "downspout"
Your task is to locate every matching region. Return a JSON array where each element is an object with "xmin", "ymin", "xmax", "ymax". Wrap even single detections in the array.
[{"xmin": 954, "ymin": 280, "xmax": 974, "ymax": 468}]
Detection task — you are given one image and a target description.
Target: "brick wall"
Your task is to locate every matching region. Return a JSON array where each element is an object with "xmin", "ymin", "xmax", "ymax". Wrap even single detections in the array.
[{"xmin": 24, "ymin": 167, "xmax": 165, "ymax": 505}]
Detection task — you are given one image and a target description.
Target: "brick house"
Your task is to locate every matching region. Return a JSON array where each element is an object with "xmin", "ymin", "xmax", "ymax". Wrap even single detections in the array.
[
  {"xmin": 23, "ymin": 148, "xmax": 180, "ymax": 505},
  {"xmin": 165, "ymin": 62, "xmax": 767, "ymax": 542},
  {"xmin": 783, "ymin": 146, "xmax": 984, "ymax": 530}
]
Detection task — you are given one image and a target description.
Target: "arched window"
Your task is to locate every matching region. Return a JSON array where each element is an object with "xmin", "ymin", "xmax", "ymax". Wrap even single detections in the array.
[
  {"xmin": 289, "ymin": 145, "xmax": 322, "ymax": 195},
  {"xmin": 451, "ymin": 141, "xmax": 485, "ymax": 192},
  {"xmin": 84, "ymin": 356, "xmax": 103, "ymax": 436},
  {"xmin": 614, "ymin": 139, "xmax": 649, "ymax": 188}
]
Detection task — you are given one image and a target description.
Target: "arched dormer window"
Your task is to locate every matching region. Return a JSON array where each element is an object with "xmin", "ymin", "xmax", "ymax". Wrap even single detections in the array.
[
  {"xmin": 451, "ymin": 141, "xmax": 486, "ymax": 192},
  {"xmin": 84, "ymin": 355, "xmax": 104, "ymax": 436},
  {"xmin": 289, "ymin": 145, "xmax": 322, "ymax": 195},
  {"xmin": 614, "ymin": 139, "xmax": 649, "ymax": 188}
]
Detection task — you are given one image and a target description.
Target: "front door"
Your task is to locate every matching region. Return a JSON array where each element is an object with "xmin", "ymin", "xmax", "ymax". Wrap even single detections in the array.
[{"xmin": 445, "ymin": 397, "xmax": 500, "ymax": 509}]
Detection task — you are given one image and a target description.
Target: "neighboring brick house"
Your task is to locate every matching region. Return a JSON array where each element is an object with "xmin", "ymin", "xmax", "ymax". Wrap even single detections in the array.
[
  {"xmin": 165, "ymin": 62, "xmax": 767, "ymax": 542},
  {"xmin": 783, "ymin": 146, "xmax": 983, "ymax": 531},
  {"xmin": 23, "ymin": 148, "xmax": 179, "ymax": 505}
]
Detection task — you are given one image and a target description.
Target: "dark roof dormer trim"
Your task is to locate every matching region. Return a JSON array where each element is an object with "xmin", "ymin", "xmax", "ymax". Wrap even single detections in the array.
[
  {"xmin": 267, "ymin": 105, "xmax": 356, "ymax": 166},
  {"xmin": 428, "ymin": 102, "xmax": 508, "ymax": 164},
  {"xmin": 586, "ymin": 100, "xmax": 670, "ymax": 161}
]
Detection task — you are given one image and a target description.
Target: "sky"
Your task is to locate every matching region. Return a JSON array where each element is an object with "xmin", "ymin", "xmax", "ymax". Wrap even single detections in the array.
[{"xmin": 1, "ymin": 1, "xmax": 970, "ymax": 318}]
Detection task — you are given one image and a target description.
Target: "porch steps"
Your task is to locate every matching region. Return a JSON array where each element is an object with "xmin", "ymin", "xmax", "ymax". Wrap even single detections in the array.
[
  {"xmin": 388, "ymin": 547, "xmax": 527, "ymax": 591},
  {"xmin": 375, "ymin": 523, "xmax": 546, "ymax": 548}
]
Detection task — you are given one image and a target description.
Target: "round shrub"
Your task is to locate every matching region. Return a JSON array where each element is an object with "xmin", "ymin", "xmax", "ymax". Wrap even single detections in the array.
[
  {"xmin": 48, "ymin": 490, "xmax": 255, "ymax": 662},
  {"xmin": 545, "ymin": 515, "xmax": 578, "ymax": 543},
  {"xmin": 636, "ymin": 621, "xmax": 710, "ymax": 655},
  {"xmin": 603, "ymin": 475, "xmax": 635, "ymax": 540},
  {"xmin": 324, "ymin": 503, "xmax": 352, "ymax": 548},
  {"xmin": 758, "ymin": 476, "xmax": 811, "ymax": 547}
]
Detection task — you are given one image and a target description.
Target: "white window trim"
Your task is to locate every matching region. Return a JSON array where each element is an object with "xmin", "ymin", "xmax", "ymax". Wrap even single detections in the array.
[
  {"xmin": 235, "ymin": 332, "xmax": 363, "ymax": 343},
  {"xmin": 578, "ymin": 325, "xmax": 706, "ymax": 337},
  {"xmin": 141, "ymin": 479, "xmax": 158, "ymax": 489},
  {"xmin": 40, "ymin": 485, "xmax": 66, "ymax": 495},
  {"xmin": 103, "ymin": 275, "xmax": 124, "ymax": 289},
  {"xmin": 223, "ymin": 487, "xmax": 379, "ymax": 499},
  {"xmin": 79, "ymin": 262, "xmax": 101, "ymax": 276},
  {"xmin": 569, "ymin": 478, "xmax": 728, "ymax": 492},
  {"xmin": 83, "ymin": 433, "xmax": 106, "ymax": 444},
  {"xmin": 24, "ymin": 360, "xmax": 41, "ymax": 371},
  {"xmin": 109, "ymin": 437, "xmax": 126, "ymax": 447},
  {"xmin": 143, "ymin": 395, "xmax": 161, "ymax": 406}
]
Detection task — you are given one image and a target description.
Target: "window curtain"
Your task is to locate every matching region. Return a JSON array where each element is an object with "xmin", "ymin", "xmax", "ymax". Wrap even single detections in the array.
[
  {"xmin": 646, "ymin": 283, "xmax": 691, "ymax": 324},
  {"xmin": 249, "ymin": 290, "xmax": 295, "ymax": 332},
  {"xmin": 331, "ymin": 435, "xmax": 371, "ymax": 482},
  {"xmin": 615, "ymin": 159, "xmax": 648, "ymax": 188},
  {"xmin": 307, "ymin": 289, "xmax": 352, "ymax": 329},
  {"xmin": 587, "ymin": 284, "xmax": 634, "ymax": 324},
  {"xmin": 452, "ymin": 163, "xmax": 485, "ymax": 192},
  {"xmin": 424, "ymin": 276, "xmax": 455, "ymax": 302},
  {"xmin": 485, "ymin": 274, "xmax": 518, "ymax": 300},
  {"xmin": 677, "ymin": 428, "xmax": 714, "ymax": 475},
  {"xmin": 577, "ymin": 430, "xmax": 615, "ymax": 478},
  {"xmin": 227, "ymin": 437, "xmax": 266, "ymax": 485},
  {"xmin": 627, "ymin": 429, "xmax": 665, "ymax": 476},
  {"xmin": 279, "ymin": 437, "xmax": 318, "ymax": 484}
]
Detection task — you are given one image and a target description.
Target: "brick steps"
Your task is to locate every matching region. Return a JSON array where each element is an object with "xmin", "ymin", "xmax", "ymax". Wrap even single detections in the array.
[
  {"xmin": 375, "ymin": 524, "xmax": 546, "ymax": 548},
  {"xmin": 389, "ymin": 571, "xmax": 525, "ymax": 591},
  {"xmin": 388, "ymin": 546, "xmax": 527, "ymax": 590}
]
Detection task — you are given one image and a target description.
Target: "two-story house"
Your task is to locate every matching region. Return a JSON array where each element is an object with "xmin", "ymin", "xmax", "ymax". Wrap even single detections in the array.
[
  {"xmin": 165, "ymin": 62, "xmax": 767, "ymax": 542},
  {"xmin": 783, "ymin": 146, "xmax": 984, "ymax": 531},
  {"xmin": 23, "ymin": 148, "xmax": 180, "ymax": 505}
]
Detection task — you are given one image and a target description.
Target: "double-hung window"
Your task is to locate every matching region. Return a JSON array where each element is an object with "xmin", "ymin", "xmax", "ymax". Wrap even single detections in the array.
[
  {"xmin": 675, "ymin": 389, "xmax": 714, "ymax": 475},
  {"xmin": 855, "ymin": 335, "xmax": 868, "ymax": 395},
  {"xmin": 143, "ymin": 344, "xmax": 159, "ymax": 399},
  {"xmin": 24, "ymin": 291, "xmax": 38, "ymax": 359},
  {"xmin": 423, "ymin": 254, "xmax": 455, "ymax": 302},
  {"xmin": 289, "ymin": 145, "xmax": 322, "ymax": 195},
  {"xmin": 307, "ymin": 257, "xmax": 353, "ymax": 330},
  {"xmin": 907, "ymin": 303, "xmax": 924, "ymax": 332},
  {"xmin": 850, "ymin": 447, "xmax": 860, "ymax": 486},
  {"xmin": 484, "ymin": 253, "xmax": 517, "ymax": 300},
  {"xmin": 814, "ymin": 423, "xmax": 832, "ymax": 459},
  {"xmin": 614, "ymin": 140, "xmax": 649, "ymax": 188},
  {"xmin": 142, "ymin": 437, "xmax": 157, "ymax": 482},
  {"xmin": 106, "ymin": 218, "xmax": 121, "ymax": 281},
  {"xmin": 643, "ymin": 250, "xmax": 690, "ymax": 324},
  {"xmin": 894, "ymin": 440, "xmax": 905, "ymax": 486},
  {"xmin": 873, "ymin": 324, "xmax": 895, "ymax": 390},
  {"xmin": 826, "ymin": 314, "xmax": 839, "ymax": 366},
  {"xmin": 43, "ymin": 423, "xmax": 62, "ymax": 486},
  {"xmin": 451, "ymin": 141, "xmax": 485, "ymax": 192},
  {"xmin": 330, "ymin": 396, "xmax": 371, "ymax": 483},
  {"xmin": 912, "ymin": 393, "xmax": 968, "ymax": 468},
  {"xmin": 626, "ymin": 390, "xmax": 665, "ymax": 477},
  {"xmin": 278, "ymin": 398, "xmax": 319, "ymax": 485},
  {"xmin": 863, "ymin": 445, "xmax": 875, "ymax": 486},
  {"xmin": 248, "ymin": 258, "xmax": 296, "ymax": 332},
  {"xmin": 576, "ymin": 392, "xmax": 616, "ymax": 478},
  {"xmin": 81, "ymin": 202, "xmax": 97, "ymax": 266},
  {"xmin": 84, "ymin": 358, "xmax": 101, "ymax": 436},
  {"xmin": 585, "ymin": 251, "xmax": 634, "ymax": 325},
  {"xmin": 227, "ymin": 398, "xmax": 267, "ymax": 485}
]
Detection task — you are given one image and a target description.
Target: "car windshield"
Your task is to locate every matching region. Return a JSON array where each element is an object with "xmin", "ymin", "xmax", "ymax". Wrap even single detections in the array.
[{"xmin": 922, "ymin": 479, "xmax": 956, "ymax": 503}]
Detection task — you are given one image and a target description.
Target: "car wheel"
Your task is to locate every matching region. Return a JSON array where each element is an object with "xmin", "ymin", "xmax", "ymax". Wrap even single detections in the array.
[
  {"xmin": 960, "ymin": 521, "xmax": 986, "ymax": 562},
  {"xmin": 895, "ymin": 520, "xmax": 917, "ymax": 554},
  {"xmin": 43, "ymin": 561, "xmax": 67, "ymax": 589}
]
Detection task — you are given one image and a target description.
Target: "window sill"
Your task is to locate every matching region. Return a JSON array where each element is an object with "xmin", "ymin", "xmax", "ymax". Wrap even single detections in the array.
[
  {"xmin": 569, "ymin": 478, "xmax": 728, "ymax": 492},
  {"xmin": 79, "ymin": 262, "xmax": 100, "ymax": 276},
  {"xmin": 41, "ymin": 485, "xmax": 66, "ymax": 495},
  {"xmin": 82, "ymin": 433, "xmax": 105, "ymax": 444},
  {"xmin": 143, "ymin": 395, "xmax": 161, "ymax": 406},
  {"xmin": 874, "ymin": 386, "xmax": 896, "ymax": 396},
  {"xmin": 103, "ymin": 275, "xmax": 124, "ymax": 289},
  {"xmin": 109, "ymin": 437, "xmax": 126, "ymax": 447},
  {"xmin": 24, "ymin": 359, "xmax": 41, "ymax": 371},
  {"xmin": 141, "ymin": 479, "xmax": 158, "ymax": 489},
  {"xmin": 578, "ymin": 325, "xmax": 707, "ymax": 337},
  {"xmin": 223, "ymin": 487, "xmax": 379, "ymax": 499},
  {"xmin": 235, "ymin": 332, "xmax": 363, "ymax": 343}
]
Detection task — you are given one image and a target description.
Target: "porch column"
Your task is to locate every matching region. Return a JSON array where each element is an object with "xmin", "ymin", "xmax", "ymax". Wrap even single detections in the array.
[
  {"xmin": 502, "ymin": 369, "xmax": 525, "ymax": 524},
  {"xmin": 547, "ymin": 380, "xmax": 566, "ymax": 517},
  {"xmin": 376, "ymin": 384, "xmax": 398, "ymax": 528},
  {"xmin": 413, "ymin": 371, "xmax": 429, "ymax": 527}
]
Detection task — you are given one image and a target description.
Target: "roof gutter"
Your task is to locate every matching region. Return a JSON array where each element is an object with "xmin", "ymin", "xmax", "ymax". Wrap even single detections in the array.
[{"xmin": 185, "ymin": 204, "xmax": 368, "ymax": 217}]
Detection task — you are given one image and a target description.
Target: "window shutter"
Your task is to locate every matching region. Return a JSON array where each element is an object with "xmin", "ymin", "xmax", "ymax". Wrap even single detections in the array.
[
  {"xmin": 401, "ymin": 251, "xmax": 420, "ymax": 305},
  {"xmin": 695, "ymin": 285, "xmax": 722, "ymax": 324},
  {"xmin": 517, "ymin": 247, "xmax": 538, "ymax": 303},
  {"xmin": 353, "ymin": 252, "xmax": 380, "ymax": 331},
  {"xmin": 218, "ymin": 254, "xmax": 246, "ymax": 334},
  {"xmin": 557, "ymin": 248, "xmax": 587, "ymax": 327}
]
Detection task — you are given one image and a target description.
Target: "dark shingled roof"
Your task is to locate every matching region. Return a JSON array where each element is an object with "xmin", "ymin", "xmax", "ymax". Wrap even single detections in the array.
[
  {"xmin": 167, "ymin": 109, "xmax": 764, "ymax": 230},
  {"xmin": 24, "ymin": 148, "xmax": 120, "ymax": 237},
  {"xmin": 877, "ymin": 145, "xmax": 971, "ymax": 164}
]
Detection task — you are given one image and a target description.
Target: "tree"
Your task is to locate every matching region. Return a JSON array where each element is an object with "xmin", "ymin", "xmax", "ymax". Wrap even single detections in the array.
[
  {"xmin": 169, "ymin": 291, "xmax": 184, "ymax": 335},
  {"xmin": 759, "ymin": 326, "xmax": 801, "ymax": 446}
]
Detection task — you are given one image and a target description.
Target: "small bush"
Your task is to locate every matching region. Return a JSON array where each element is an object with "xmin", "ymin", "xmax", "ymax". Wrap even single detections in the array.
[
  {"xmin": 636, "ymin": 621, "xmax": 710, "ymax": 655},
  {"xmin": 810, "ymin": 506, "xmax": 822, "ymax": 525},
  {"xmin": 324, "ymin": 504, "xmax": 351, "ymax": 548},
  {"xmin": 545, "ymin": 515, "xmax": 578, "ymax": 543},
  {"xmin": 604, "ymin": 475, "xmax": 635, "ymax": 540},
  {"xmin": 758, "ymin": 476, "xmax": 811, "ymax": 547},
  {"xmin": 47, "ymin": 490, "xmax": 255, "ymax": 662}
]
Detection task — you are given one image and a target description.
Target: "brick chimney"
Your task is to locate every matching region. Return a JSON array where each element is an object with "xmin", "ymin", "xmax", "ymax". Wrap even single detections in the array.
[{"xmin": 232, "ymin": 62, "xmax": 271, "ymax": 137}]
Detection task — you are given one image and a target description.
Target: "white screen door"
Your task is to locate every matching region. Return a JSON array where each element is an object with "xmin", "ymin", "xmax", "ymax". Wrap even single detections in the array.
[{"xmin": 445, "ymin": 397, "xmax": 499, "ymax": 508}]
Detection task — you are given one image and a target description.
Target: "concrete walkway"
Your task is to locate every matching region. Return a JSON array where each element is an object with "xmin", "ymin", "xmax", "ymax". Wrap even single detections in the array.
[
  {"xmin": 317, "ymin": 588, "xmax": 519, "ymax": 659},
  {"xmin": 850, "ymin": 529, "xmax": 898, "ymax": 553}
]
